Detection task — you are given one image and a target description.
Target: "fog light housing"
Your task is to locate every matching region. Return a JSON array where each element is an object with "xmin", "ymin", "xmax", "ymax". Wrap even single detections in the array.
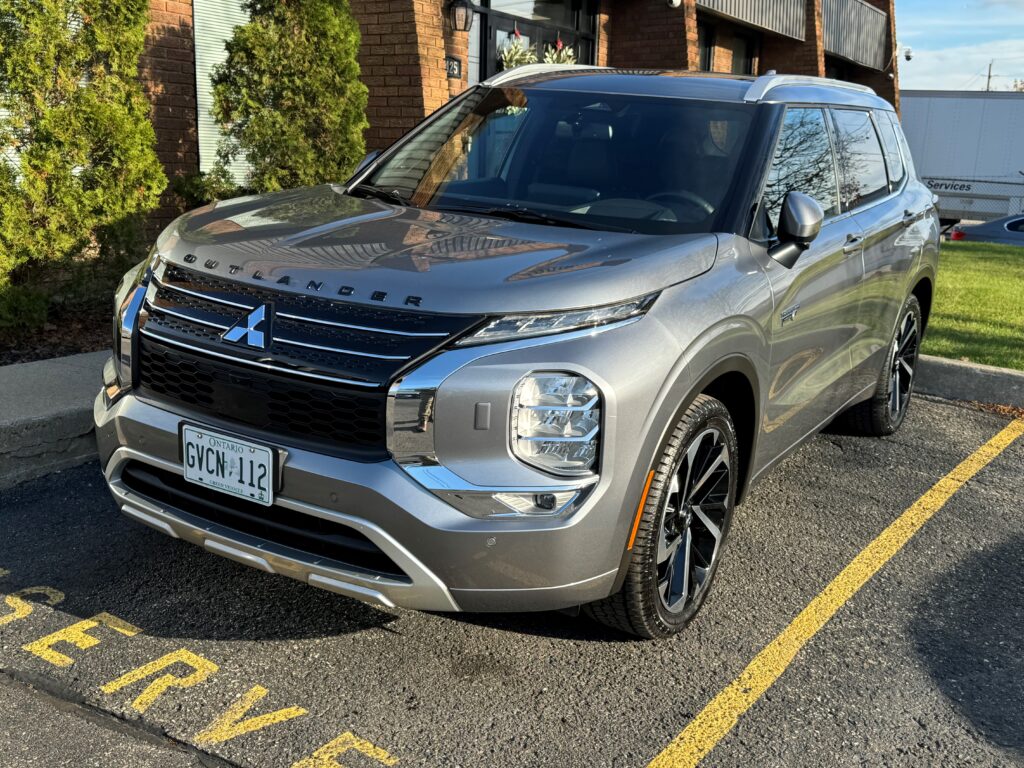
[
  {"xmin": 439, "ymin": 487, "xmax": 592, "ymax": 519},
  {"xmin": 511, "ymin": 373, "xmax": 601, "ymax": 477}
]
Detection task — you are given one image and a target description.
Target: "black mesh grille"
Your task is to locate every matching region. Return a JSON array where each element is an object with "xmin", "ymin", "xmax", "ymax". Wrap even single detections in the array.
[
  {"xmin": 120, "ymin": 461, "xmax": 408, "ymax": 580},
  {"xmin": 134, "ymin": 263, "xmax": 484, "ymax": 459},
  {"xmin": 138, "ymin": 337, "xmax": 389, "ymax": 460}
]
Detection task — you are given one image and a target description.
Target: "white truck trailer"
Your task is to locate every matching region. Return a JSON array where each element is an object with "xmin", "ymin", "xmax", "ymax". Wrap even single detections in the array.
[{"xmin": 899, "ymin": 90, "xmax": 1024, "ymax": 225}]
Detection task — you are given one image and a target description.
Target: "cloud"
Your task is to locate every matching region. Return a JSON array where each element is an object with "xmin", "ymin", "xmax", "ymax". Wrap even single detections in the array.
[{"xmin": 899, "ymin": 38, "xmax": 1024, "ymax": 90}]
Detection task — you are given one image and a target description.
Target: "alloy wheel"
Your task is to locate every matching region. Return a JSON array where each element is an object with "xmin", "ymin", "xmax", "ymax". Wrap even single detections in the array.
[
  {"xmin": 889, "ymin": 310, "xmax": 919, "ymax": 422},
  {"xmin": 657, "ymin": 427, "xmax": 732, "ymax": 614}
]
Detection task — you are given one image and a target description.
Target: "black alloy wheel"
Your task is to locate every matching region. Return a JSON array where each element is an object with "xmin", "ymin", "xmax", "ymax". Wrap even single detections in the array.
[
  {"xmin": 657, "ymin": 427, "xmax": 731, "ymax": 614},
  {"xmin": 586, "ymin": 394, "xmax": 739, "ymax": 638},
  {"xmin": 888, "ymin": 308, "xmax": 920, "ymax": 424},
  {"xmin": 836, "ymin": 294, "xmax": 923, "ymax": 437}
]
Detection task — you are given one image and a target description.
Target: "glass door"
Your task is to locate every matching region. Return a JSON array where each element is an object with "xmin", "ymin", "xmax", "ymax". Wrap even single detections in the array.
[{"xmin": 471, "ymin": 1, "xmax": 596, "ymax": 82}]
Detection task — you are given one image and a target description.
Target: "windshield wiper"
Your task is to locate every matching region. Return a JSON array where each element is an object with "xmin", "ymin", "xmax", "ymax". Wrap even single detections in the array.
[
  {"xmin": 348, "ymin": 183, "xmax": 411, "ymax": 207},
  {"xmin": 433, "ymin": 203, "xmax": 636, "ymax": 233}
]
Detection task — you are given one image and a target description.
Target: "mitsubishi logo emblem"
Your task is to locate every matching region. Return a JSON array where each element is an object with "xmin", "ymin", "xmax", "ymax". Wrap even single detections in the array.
[{"xmin": 222, "ymin": 304, "xmax": 272, "ymax": 349}]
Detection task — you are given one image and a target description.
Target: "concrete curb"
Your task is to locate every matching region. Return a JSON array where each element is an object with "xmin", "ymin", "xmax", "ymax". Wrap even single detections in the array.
[
  {"xmin": 0, "ymin": 350, "xmax": 1022, "ymax": 491},
  {"xmin": 0, "ymin": 351, "xmax": 108, "ymax": 490},
  {"xmin": 916, "ymin": 354, "xmax": 1024, "ymax": 410}
]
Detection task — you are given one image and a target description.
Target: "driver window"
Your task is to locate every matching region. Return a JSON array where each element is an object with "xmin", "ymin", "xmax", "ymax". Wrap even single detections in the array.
[{"xmin": 762, "ymin": 108, "xmax": 840, "ymax": 234}]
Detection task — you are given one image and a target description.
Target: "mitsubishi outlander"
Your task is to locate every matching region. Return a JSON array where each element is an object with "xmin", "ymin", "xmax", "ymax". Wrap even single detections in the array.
[{"xmin": 97, "ymin": 67, "xmax": 939, "ymax": 638}]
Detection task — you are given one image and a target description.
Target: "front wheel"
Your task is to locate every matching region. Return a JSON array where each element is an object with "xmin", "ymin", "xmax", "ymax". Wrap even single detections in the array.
[{"xmin": 585, "ymin": 395, "xmax": 738, "ymax": 639}]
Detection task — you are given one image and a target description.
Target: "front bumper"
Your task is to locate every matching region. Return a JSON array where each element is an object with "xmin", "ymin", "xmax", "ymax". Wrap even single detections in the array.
[
  {"xmin": 95, "ymin": 305, "xmax": 683, "ymax": 613},
  {"xmin": 95, "ymin": 391, "xmax": 623, "ymax": 612}
]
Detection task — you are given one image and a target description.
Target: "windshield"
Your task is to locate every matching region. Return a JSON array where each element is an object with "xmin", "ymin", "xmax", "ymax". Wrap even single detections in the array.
[{"xmin": 360, "ymin": 86, "xmax": 758, "ymax": 235}]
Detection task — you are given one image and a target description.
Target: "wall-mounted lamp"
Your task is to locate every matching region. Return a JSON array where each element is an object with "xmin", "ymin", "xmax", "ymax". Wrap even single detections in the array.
[{"xmin": 447, "ymin": 0, "xmax": 474, "ymax": 32}]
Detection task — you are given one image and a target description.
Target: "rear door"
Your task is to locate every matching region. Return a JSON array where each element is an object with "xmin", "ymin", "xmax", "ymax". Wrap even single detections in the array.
[
  {"xmin": 759, "ymin": 107, "xmax": 866, "ymax": 452},
  {"xmin": 831, "ymin": 108, "xmax": 921, "ymax": 393}
]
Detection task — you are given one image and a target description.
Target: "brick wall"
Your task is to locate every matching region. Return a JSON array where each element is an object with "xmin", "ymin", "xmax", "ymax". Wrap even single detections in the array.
[
  {"xmin": 596, "ymin": 2, "xmax": 611, "ymax": 67},
  {"xmin": 759, "ymin": 0, "xmax": 824, "ymax": 76},
  {"xmin": 607, "ymin": 0, "xmax": 697, "ymax": 69},
  {"xmin": 140, "ymin": 0, "xmax": 199, "ymax": 229},
  {"xmin": 349, "ymin": 0, "xmax": 469, "ymax": 152}
]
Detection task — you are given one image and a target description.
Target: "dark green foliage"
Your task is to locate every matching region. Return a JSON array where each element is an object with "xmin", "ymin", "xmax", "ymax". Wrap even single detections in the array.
[
  {"xmin": 0, "ymin": 0, "xmax": 166, "ymax": 328},
  {"xmin": 211, "ymin": 0, "xmax": 369, "ymax": 193},
  {"xmin": 171, "ymin": 166, "xmax": 238, "ymax": 208}
]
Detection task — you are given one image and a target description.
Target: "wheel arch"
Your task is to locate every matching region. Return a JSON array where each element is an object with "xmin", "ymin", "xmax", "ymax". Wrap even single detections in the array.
[
  {"xmin": 607, "ymin": 352, "xmax": 763, "ymax": 595},
  {"xmin": 911, "ymin": 273, "xmax": 934, "ymax": 335}
]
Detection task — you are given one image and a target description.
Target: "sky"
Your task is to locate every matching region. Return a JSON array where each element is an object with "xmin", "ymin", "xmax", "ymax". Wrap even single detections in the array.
[
  {"xmin": 895, "ymin": 0, "xmax": 1024, "ymax": 90},
  {"xmin": 897, "ymin": 0, "xmax": 1024, "ymax": 90}
]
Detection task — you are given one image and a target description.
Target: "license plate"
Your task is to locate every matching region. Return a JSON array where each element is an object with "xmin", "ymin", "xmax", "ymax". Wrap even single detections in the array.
[{"xmin": 181, "ymin": 425, "xmax": 274, "ymax": 506}]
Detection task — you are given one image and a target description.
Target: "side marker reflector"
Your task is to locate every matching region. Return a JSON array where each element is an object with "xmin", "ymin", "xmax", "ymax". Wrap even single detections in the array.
[{"xmin": 627, "ymin": 470, "xmax": 656, "ymax": 550}]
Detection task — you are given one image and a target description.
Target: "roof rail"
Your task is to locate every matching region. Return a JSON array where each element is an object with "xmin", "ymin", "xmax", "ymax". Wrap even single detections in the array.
[
  {"xmin": 483, "ymin": 63, "xmax": 604, "ymax": 87},
  {"xmin": 743, "ymin": 74, "xmax": 876, "ymax": 102}
]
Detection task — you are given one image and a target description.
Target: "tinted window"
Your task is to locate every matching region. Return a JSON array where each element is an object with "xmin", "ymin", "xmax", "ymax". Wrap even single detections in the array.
[
  {"xmin": 761, "ymin": 108, "xmax": 840, "ymax": 234},
  {"xmin": 364, "ymin": 87, "xmax": 757, "ymax": 235},
  {"xmin": 831, "ymin": 109, "xmax": 889, "ymax": 209},
  {"xmin": 731, "ymin": 33, "xmax": 757, "ymax": 75},
  {"xmin": 698, "ymin": 22, "xmax": 714, "ymax": 71},
  {"xmin": 877, "ymin": 112, "xmax": 905, "ymax": 186},
  {"xmin": 1007, "ymin": 218, "xmax": 1024, "ymax": 233}
]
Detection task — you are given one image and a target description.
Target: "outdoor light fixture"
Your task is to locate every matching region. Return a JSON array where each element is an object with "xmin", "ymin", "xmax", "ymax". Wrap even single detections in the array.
[{"xmin": 447, "ymin": 0, "xmax": 474, "ymax": 32}]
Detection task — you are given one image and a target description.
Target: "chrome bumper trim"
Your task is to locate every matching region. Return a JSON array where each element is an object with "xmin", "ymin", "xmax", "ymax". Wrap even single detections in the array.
[{"xmin": 103, "ymin": 447, "xmax": 460, "ymax": 612}]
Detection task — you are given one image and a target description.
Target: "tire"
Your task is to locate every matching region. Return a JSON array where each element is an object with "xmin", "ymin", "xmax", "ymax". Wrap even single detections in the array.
[
  {"xmin": 585, "ymin": 395, "xmax": 739, "ymax": 639},
  {"xmin": 838, "ymin": 295, "xmax": 922, "ymax": 437}
]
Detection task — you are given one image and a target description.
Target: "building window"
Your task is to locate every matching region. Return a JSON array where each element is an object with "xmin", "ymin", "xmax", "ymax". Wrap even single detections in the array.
[
  {"xmin": 194, "ymin": 0, "xmax": 251, "ymax": 185},
  {"xmin": 698, "ymin": 21, "xmax": 715, "ymax": 72},
  {"xmin": 474, "ymin": 0, "xmax": 597, "ymax": 81},
  {"xmin": 731, "ymin": 32, "xmax": 757, "ymax": 75}
]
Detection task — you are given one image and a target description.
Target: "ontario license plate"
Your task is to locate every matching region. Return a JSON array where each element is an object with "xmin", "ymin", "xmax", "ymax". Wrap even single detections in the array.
[{"xmin": 181, "ymin": 425, "xmax": 274, "ymax": 506}]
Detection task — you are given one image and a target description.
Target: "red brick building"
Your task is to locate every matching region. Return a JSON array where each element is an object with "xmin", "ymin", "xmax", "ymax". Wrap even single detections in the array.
[{"xmin": 141, "ymin": 0, "xmax": 899, "ymax": 220}]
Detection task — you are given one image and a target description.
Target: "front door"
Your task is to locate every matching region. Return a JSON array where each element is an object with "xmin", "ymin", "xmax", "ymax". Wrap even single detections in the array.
[{"xmin": 759, "ymin": 107, "xmax": 866, "ymax": 450}]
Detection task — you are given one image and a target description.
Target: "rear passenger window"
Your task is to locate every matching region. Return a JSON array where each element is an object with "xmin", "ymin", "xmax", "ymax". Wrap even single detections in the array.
[
  {"xmin": 761, "ymin": 107, "xmax": 840, "ymax": 234},
  {"xmin": 831, "ymin": 109, "xmax": 889, "ymax": 209},
  {"xmin": 886, "ymin": 112, "xmax": 916, "ymax": 178},
  {"xmin": 877, "ymin": 112, "xmax": 905, "ymax": 186}
]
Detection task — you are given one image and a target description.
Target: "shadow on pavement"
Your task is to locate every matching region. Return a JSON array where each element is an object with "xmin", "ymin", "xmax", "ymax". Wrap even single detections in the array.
[
  {"xmin": 912, "ymin": 534, "xmax": 1024, "ymax": 758},
  {"xmin": 1, "ymin": 464, "xmax": 398, "ymax": 641}
]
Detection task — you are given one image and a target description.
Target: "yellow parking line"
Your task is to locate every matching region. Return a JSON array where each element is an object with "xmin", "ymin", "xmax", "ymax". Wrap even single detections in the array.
[{"xmin": 648, "ymin": 417, "xmax": 1024, "ymax": 768}]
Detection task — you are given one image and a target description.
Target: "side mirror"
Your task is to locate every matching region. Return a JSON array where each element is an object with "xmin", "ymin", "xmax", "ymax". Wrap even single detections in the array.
[
  {"xmin": 768, "ymin": 191, "xmax": 824, "ymax": 269},
  {"xmin": 350, "ymin": 150, "xmax": 381, "ymax": 180}
]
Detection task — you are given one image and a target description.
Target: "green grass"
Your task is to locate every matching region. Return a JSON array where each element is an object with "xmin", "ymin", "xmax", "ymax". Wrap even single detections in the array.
[{"xmin": 922, "ymin": 241, "xmax": 1024, "ymax": 371}]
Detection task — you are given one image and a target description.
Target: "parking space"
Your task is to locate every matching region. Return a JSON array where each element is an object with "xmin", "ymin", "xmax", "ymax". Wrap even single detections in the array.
[{"xmin": 1, "ymin": 397, "xmax": 1021, "ymax": 768}]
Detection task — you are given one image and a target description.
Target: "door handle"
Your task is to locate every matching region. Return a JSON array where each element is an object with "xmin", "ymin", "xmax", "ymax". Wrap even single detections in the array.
[
  {"xmin": 902, "ymin": 210, "xmax": 918, "ymax": 227},
  {"xmin": 842, "ymin": 234, "xmax": 863, "ymax": 254}
]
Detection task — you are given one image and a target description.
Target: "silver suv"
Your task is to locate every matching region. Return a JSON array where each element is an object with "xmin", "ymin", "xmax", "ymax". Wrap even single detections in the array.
[{"xmin": 97, "ymin": 67, "xmax": 939, "ymax": 638}]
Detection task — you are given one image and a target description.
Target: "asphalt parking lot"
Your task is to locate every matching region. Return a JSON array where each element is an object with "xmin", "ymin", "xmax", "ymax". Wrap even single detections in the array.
[{"xmin": 1, "ymin": 396, "xmax": 1022, "ymax": 768}]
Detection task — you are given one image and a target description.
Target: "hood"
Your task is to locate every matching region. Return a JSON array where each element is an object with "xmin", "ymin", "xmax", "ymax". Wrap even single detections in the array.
[{"xmin": 160, "ymin": 184, "xmax": 719, "ymax": 315}]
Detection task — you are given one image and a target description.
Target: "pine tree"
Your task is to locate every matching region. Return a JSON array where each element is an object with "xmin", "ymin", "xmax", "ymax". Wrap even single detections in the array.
[
  {"xmin": 211, "ymin": 0, "xmax": 369, "ymax": 193},
  {"xmin": 0, "ymin": 0, "xmax": 166, "ymax": 319}
]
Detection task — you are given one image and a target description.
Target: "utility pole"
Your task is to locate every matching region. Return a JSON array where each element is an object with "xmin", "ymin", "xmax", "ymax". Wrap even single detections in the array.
[{"xmin": 986, "ymin": 60, "xmax": 994, "ymax": 91}]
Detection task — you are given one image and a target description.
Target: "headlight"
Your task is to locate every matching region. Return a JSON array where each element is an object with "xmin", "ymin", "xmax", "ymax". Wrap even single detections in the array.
[
  {"xmin": 455, "ymin": 293, "xmax": 657, "ymax": 346},
  {"xmin": 511, "ymin": 373, "xmax": 601, "ymax": 476}
]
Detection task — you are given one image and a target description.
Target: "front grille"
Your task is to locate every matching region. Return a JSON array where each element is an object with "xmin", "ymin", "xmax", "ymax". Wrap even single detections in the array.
[
  {"xmin": 120, "ymin": 461, "xmax": 409, "ymax": 581},
  {"xmin": 135, "ymin": 263, "xmax": 483, "ymax": 459},
  {"xmin": 138, "ymin": 337, "xmax": 388, "ymax": 459}
]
